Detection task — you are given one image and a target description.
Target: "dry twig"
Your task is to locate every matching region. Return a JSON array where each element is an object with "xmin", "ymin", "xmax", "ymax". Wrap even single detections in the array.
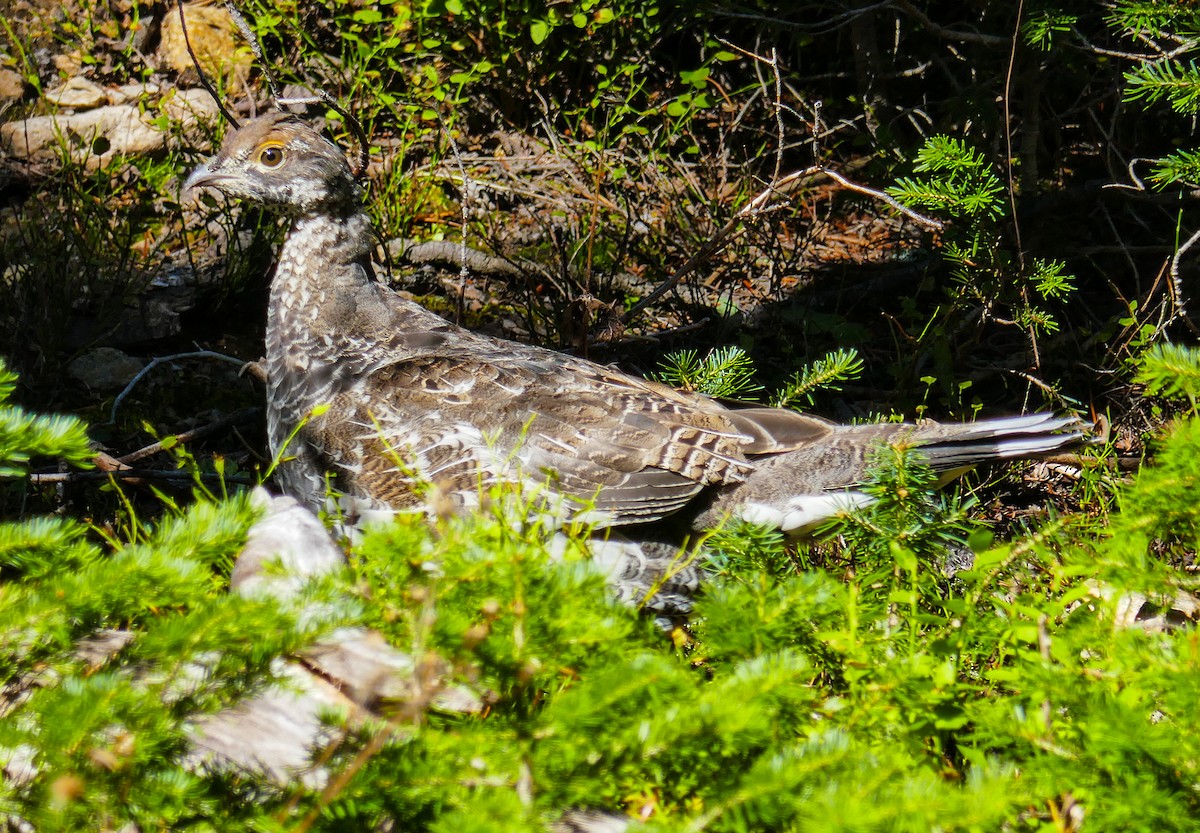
[
  {"xmin": 623, "ymin": 166, "xmax": 943, "ymax": 324},
  {"xmin": 110, "ymin": 351, "xmax": 258, "ymax": 424}
]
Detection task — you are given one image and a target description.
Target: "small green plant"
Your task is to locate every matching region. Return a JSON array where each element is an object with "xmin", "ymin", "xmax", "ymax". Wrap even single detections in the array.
[
  {"xmin": 0, "ymin": 358, "xmax": 93, "ymax": 478},
  {"xmin": 0, "ymin": 357, "xmax": 95, "ymax": 579},
  {"xmin": 703, "ymin": 517, "xmax": 792, "ymax": 578},
  {"xmin": 654, "ymin": 345, "xmax": 762, "ymax": 399},
  {"xmin": 829, "ymin": 443, "xmax": 975, "ymax": 570},
  {"xmin": 887, "ymin": 136, "xmax": 1006, "ymax": 221},
  {"xmin": 1124, "ymin": 51, "xmax": 1200, "ymax": 187},
  {"xmin": 655, "ymin": 345, "xmax": 864, "ymax": 408},
  {"xmin": 886, "ymin": 135, "xmax": 1080, "ymax": 404},
  {"xmin": 772, "ymin": 347, "xmax": 864, "ymax": 409},
  {"xmin": 1022, "ymin": 9, "xmax": 1078, "ymax": 50},
  {"xmin": 1136, "ymin": 341, "xmax": 1200, "ymax": 411},
  {"xmin": 888, "ymin": 137, "xmax": 1077, "ymax": 340}
]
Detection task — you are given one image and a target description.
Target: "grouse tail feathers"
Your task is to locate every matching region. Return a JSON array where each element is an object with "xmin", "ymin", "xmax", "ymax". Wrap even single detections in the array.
[
  {"xmin": 902, "ymin": 412, "xmax": 1091, "ymax": 477},
  {"xmin": 692, "ymin": 412, "xmax": 1094, "ymax": 535}
]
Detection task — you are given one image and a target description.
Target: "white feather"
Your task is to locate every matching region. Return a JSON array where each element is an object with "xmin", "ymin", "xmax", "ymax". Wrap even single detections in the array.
[{"xmin": 739, "ymin": 491, "xmax": 876, "ymax": 533}]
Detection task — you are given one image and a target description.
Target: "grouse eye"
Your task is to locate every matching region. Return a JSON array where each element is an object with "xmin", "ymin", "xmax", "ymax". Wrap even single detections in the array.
[{"xmin": 258, "ymin": 144, "xmax": 285, "ymax": 168}]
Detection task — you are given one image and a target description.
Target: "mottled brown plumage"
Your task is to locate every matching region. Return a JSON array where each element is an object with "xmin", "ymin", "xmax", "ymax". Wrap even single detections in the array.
[{"xmin": 185, "ymin": 114, "xmax": 1089, "ymax": 613}]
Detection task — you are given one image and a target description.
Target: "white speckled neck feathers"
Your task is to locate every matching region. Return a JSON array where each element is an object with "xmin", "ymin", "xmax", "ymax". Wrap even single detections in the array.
[
  {"xmin": 181, "ymin": 112, "xmax": 459, "ymax": 505},
  {"xmin": 263, "ymin": 203, "xmax": 459, "ymax": 507},
  {"xmin": 264, "ymin": 207, "xmax": 372, "ymax": 501}
]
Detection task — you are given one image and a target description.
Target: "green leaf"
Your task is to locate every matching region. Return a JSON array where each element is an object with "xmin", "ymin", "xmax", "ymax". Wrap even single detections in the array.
[
  {"xmin": 530, "ymin": 19, "xmax": 551, "ymax": 44},
  {"xmin": 964, "ymin": 530, "xmax": 993, "ymax": 554},
  {"xmin": 891, "ymin": 543, "xmax": 918, "ymax": 573}
]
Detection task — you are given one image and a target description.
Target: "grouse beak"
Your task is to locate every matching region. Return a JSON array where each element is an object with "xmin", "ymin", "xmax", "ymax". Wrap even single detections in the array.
[{"xmin": 182, "ymin": 160, "xmax": 230, "ymax": 196}]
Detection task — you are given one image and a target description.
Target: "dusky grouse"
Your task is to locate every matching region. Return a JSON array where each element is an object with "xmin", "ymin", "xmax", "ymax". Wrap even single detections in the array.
[{"xmin": 184, "ymin": 113, "xmax": 1090, "ymax": 612}]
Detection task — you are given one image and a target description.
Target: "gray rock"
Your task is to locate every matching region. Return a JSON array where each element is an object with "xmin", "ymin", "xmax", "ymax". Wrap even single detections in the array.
[
  {"xmin": 0, "ymin": 88, "xmax": 218, "ymax": 167},
  {"xmin": 67, "ymin": 347, "xmax": 145, "ymax": 391}
]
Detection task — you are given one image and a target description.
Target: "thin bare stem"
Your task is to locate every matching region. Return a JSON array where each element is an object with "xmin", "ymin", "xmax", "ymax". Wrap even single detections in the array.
[
  {"xmin": 1002, "ymin": 0, "xmax": 1041, "ymax": 368},
  {"xmin": 224, "ymin": 0, "xmax": 281, "ymax": 101},
  {"xmin": 117, "ymin": 406, "xmax": 261, "ymax": 465},
  {"xmin": 1169, "ymin": 225, "xmax": 1200, "ymax": 327},
  {"xmin": 109, "ymin": 351, "xmax": 255, "ymax": 424},
  {"xmin": 623, "ymin": 166, "xmax": 943, "ymax": 324},
  {"xmin": 177, "ymin": 0, "xmax": 239, "ymax": 127},
  {"xmin": 273, "ymin": 90, "xmax": 372, "ymax": 178}
]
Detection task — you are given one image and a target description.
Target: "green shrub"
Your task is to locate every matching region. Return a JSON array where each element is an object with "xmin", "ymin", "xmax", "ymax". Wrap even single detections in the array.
[{"xmin": 1, "ymin": 340, "xmax": 1199, "ymax": 829}]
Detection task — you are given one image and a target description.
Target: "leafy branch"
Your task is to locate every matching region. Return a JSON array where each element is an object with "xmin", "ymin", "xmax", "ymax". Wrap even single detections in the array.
[
  {"xmin": 0, "ymin": 358, "xmax": 93, "ymax": 478},
  {"xmin": 772, "ymin": 348, "xmax": 864, "ymax": 409}
]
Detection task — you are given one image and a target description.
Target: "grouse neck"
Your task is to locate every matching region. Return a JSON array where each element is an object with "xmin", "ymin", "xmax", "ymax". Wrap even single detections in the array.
[
  {"xmin": 266, "ymin": 204, "xmax": 377, "ymax": 382},
  {"xmin": 264, "ymin": 203, "xmax": 378, "ymax": 447},
  {"xmin": 275, "ymin": 205, "xmax": 375, "ymax": 294}
]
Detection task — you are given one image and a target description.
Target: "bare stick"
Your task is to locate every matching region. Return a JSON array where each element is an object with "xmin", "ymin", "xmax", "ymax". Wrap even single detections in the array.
[
  {"xmin": 436, "ymin": 111, "xmax": 474, "ymax": 287},
  {"xmin": 1105, "ymin": 159, "xmax": 1200, "ymax": 330},
  {"xmin": 224, "ymin": 0, "xmax": 282, "ymax": 102},
  {"xmin": 815, "ymin": 167, "xmax": 944, "ymax": 229},
  {"xmin": 109, "ymin": 351, "xmax": 254, "ymax": 424},
  {"xmin": 117, "ymin": 406, "xmax": 262, "ymax": 466},
  {"xmin": 29, "ymin": 468, "xmax": 253, "ymax": 486},
  {"xmin": 715, "ymin": 38, "xmax": 786, "ymax": 183},
  {"xmin": 811, "ymin": 99, "xmax": 824, "ymax": 166},
  {"xmin": 712, "ymin": 2, "xmax": 890, "ymax": 37},
  {"xmin": 622, "ymin": 166, "xmax": 943, "ymax": 324},
  {"xmin": 1002, "ymin": 0, "xmax": 1025, "ymax": 266},
  {"xmin": 274, "ymin": 89, "xmax": 371, "ymax": 179},
  {"xmin": 890, "ymin": 0, "xmax": 1009, "ymax": 46},
  {"xmin": 1001, "ymin": 0, "xmax": 1042, "ymax": 368},
  {"xmin": 177, "ymin": 0, "xmax": 239, "ymax": 127},
  {"xmin": 1169, "ymin": 226, "xmax": 1200, "ymax": 329},
  {"xmin": 1103, "ymin": 157, "xmax": 1153, "ymax": 194},
  {"xmin": 1069, "ymin": 25, "xmax": 1198, "ymax": 62}
]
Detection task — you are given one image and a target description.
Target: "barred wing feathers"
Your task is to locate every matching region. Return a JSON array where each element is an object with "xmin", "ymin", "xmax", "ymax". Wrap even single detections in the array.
[{"xmin": 304, "ymin": 351, "xmax": 831, "ymax": 526}]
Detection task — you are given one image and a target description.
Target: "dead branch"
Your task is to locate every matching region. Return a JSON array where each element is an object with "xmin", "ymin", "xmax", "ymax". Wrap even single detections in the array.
[
  {"xmin": 117, "ymin": 406, "xmax": 262, "ymax": 466},
  {"xmin": 28, "ymin": 468, "xmax": 254, "ymax": 486},
  {"xmin": 623, "ymin": 164, "xmax": 943, "ymax": 324},
  {"xmin": 110, "ymin": 351, "xmax": 259, "ymax": 424},
  {"xmin": 384, "ymin": 238, "xmax": 527, "ymax": 281},
  {"xmin": 890, "ymin": 0, "xmax": 1010, "ymax": 46},
  {"xmin": 27, "ymin": 407, "xmax": 261, "ymax": 486}
]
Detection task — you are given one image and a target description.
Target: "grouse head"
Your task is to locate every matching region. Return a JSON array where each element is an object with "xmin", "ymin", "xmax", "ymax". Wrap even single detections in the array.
[{"xmin": 184, "ymin": 112, "xmax": 362, "ymax": 214}]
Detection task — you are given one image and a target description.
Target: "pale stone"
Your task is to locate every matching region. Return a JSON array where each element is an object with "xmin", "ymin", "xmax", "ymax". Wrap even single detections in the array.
[
  {"xmin": 43, "ymin": 76, "xmax": 107, "ymax": 109},
  {"xmin": 158, "ymin": 3, "xmax": 249, "ymax": 93},
  {"xmin": 0, "ymin": 89, "xmax": 219, "ymax": 166},
  {"xmin": 0, "ymin": 68, "xmax": 26, "ymax": 105},
  {"xmin": 106, "ymin": 81, "xmax": 161, "ymax": 105}
]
